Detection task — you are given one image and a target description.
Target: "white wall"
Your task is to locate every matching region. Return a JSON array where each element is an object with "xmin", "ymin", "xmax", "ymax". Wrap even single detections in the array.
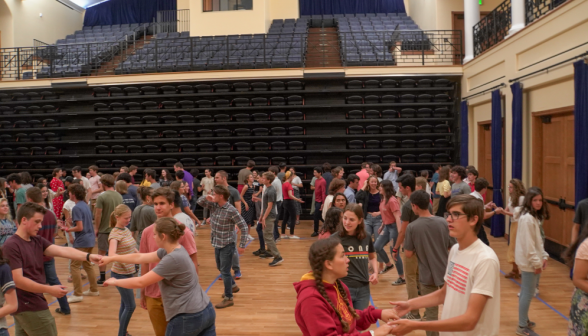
[
  {"xmin": 2, "ymin": 0, "xmax": 84, "ymax": 48},
  {"xmin": 406, "ymin": 0, "xmax": 506, "ymax": 31},
  {"xmin": 0, "ymin": 0, "xmax": 13, "ymax": 49},
  {"xmin": 406, "ymin": 0, "xmax": 437, "ymax": 30}
]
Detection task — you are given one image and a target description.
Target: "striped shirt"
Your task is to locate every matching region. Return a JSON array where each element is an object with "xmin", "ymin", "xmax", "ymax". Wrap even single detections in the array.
[
  {"xmin": 108, "ymin": 227, "xmax": 136, "ymax": 274},
  {"xmin": 197, "ymin": 196, "xmax": 248, "ymax": 249}
]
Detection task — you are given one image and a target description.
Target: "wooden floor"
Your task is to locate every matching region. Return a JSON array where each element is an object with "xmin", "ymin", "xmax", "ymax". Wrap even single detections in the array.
[{"xmin": 6, "ymin": 222, "xmax": 572, "ymax": 335}]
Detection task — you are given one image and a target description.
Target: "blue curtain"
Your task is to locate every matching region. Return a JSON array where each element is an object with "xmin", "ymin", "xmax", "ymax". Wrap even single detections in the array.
[
  {"xmin": 511, "ymin": 82, "xmax": 523, "ymax": 180},
  {"xmin": 490, "ymin": 89, "xmax": 505, "ymax": 237},
  {"xmin": 83, "ymin": 0, "xmax": 176, "ymax": 26},
  {"xmin": 575, "ymin": 60, "xmax": 588, "ymax": 207},
  {"xmin": 460, "ymin": 101, "xmax": 469, "ymax": 166},
  {"xmin": 300, "ymin": 0, "xmax": 406, "ymax": 15}
]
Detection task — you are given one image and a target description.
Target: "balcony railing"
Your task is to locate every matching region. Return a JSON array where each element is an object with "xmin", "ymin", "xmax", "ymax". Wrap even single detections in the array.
[
  {"xmin": 526, "ymin": 0, "xmax": 567, "ymax": 24},
  {"xmin": 473, "ymin": 0, "xmax": 511, "ymax": 57}
]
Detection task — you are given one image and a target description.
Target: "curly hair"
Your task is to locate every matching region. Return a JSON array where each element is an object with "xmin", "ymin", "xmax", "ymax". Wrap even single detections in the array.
[
  {"xmin": 509, "ymin": 179, "xmax": 526, "ymax": 207},
  {"xmin": 320, "ymin": 207, "xmax": 342, "ymax": 236},
  {"xmin": 308, "ymin": 239, "xmax": 359, "ymax": 332}
]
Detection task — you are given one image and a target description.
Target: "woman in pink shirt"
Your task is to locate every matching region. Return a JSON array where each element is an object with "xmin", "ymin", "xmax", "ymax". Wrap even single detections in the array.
[
  {"xmin": 50, "ymin": 168, "xmax": 65, "ymax": 219},
  {"xmin": 374, "ymin": 180, "xmax": 405, "ymax": 286}
]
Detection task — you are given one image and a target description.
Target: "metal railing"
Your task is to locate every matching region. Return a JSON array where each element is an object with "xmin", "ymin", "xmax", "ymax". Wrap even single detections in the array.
[
  {"xmin": 526, "ymin": 0, "xmax": 567, "ymax": 24},
  {"xmin": 473, "ymin": 0, "xmax": 511, "ymax": 57},
  {"xmin": 156, "ymin": 9, "xmax": 190, "ymax": 34},
  {"xmin": 0, "ymin": 30, "xmax": 461, "ymax": 80}
]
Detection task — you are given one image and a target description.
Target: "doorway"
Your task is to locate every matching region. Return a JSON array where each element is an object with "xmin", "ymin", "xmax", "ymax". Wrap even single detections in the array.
[{"xmin": 452, "ymin": 11, "xmax": 490, "ymax": 64}]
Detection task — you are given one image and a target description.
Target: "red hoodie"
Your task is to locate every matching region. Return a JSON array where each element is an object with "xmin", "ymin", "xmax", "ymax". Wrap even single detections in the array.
[{"xmin": 294, "ymin": 272, "xmax": 382, "ymax": 336}]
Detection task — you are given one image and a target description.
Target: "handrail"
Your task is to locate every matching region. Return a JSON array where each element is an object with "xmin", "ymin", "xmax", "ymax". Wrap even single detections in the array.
[{"xmin": 473, "ymin": 0, "xmax": 511, "ymax": 57}]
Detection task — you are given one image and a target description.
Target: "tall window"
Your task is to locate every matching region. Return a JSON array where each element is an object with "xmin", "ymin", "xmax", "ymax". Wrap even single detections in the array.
[{"xmin": 203, "ymin": 0, "xmax": 253, "ymax": 12}]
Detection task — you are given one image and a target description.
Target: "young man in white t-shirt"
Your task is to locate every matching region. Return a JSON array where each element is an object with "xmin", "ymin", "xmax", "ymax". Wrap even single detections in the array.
[{"xmin": 389, "ymin": 194, "xmax": 500, "ymax": 336}]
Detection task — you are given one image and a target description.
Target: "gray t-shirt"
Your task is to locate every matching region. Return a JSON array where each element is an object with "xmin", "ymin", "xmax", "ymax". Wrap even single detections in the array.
[
  {"xmin": 261, "ymin": 185, "xmax": 277, "ymax": 217},
  {"xmin": 153, "ymin": 247, "xmax": 210, "ymax": 321},
  {"xmin": 227, "ymin": 185, "xmax": 241, "ymax": 206},
  {"xmin": 451, "ymin": 181, "xmax": 471, "ymax": 196},
  {"xmin": 574, "ymin": 198, "xmax": 588, "ymax": 235},
  {"xmin": 150, "ymin": 182, "xmax": 161, "ymax": 190},
  {"xmin": 401, "ymin": 200, "xmax": 433, "ymax": 223},
  {"xmin": 404, "ymin": 216, "xmax": 456, "ymax": 286}
]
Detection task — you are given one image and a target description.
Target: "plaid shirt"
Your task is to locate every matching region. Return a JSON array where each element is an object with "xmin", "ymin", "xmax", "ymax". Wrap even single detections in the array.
[{"xmin": 198, "ymin": 196, "xmax": 248, "ymax": 248}]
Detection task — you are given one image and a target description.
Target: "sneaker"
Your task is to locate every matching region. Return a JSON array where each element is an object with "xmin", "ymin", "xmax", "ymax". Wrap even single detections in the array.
[
  {"xmin": 527, "ymin": 321, "xmax": 536, "ymax": 329},
  {"xmin": 401, "ymin": 312, "xmax": 421, "ymax": 320},
  {"xmin": 215, "ymin": 298, "xmax": 234, "ymax": 309},
  {"xmin": 392, "ymin": 278, "xmax": 406, "ymax": 286},
  {"xmin": 281, "ymin": 235, "xmax": 290, "ymax": 239},
  {"xmin": 247, "ymin": 234, "xmax": 255, "ymax": 241},
  {"xmin": 67, "ymin": 276, "xmax": 73, "ymax": 283},
  {"xmin": 83, "ymin": 290, "xmax": 100, "ymax": 296},
  {"xmin": 269, "ymin": 256, "xmax": 284, "ymax": 267},
  {"xmin": 310, "ymin": 232, "xmax": 318, "ymax": 237},
  {"xmin": 67, "ymin": 295, "xmax": 83, "ymax": 303},
  {"xmin": 275, "ymin": 238, "xmax": 281, "ymax": 243},
  {"xmin": 259, "ymin": 251, "xmax": 273, "ymax": 259},
  {"xmin": 516, "ymin": 326, "xmax": 540, "ymax": 336},
  {"xmin": 55, "ymin": 308, "xmax": 70, "ymax": 315},
  {"xmin": 289, "ymin": 235, "xmax": 300, "ymax": 239},
  {"xmin": 296, "ymin": 220, "xmax": 300, "ymax": 225},
  {"xmin": 252, "ymin": 249, "xmax": 263, "ymax": 256},
  {"xmin": 379, "ymin": 264, "xmax": 394, "ymax": 274},
  {"xmin": 97, "ymin": 279, "xmax": 105, "ymax": 286},
  {"xmin": 221, "ymin": 286, "xmax": 240, "ymax": 298},
  {"xmin": 234, "ymin": 271, "xmax": 242, "ymax": 280}
]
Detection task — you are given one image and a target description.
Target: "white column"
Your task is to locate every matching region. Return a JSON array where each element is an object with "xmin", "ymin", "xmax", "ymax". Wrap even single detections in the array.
[
  {"xmin": 463, "ymin": 0, "xmax": 480, "ymax": 64},
  {"xmin": 508, "ymin": 0, "xmax": 526, "ymax": 36}
]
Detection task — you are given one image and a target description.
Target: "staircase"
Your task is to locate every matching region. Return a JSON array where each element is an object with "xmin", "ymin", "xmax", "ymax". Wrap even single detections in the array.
[
  {"xmin": 91, "ymin": 35, "xmax": 153, "ymax": 76},
  {"xmin": 305, "ymin": 27, "xmax": 342, "ymax": 68}
]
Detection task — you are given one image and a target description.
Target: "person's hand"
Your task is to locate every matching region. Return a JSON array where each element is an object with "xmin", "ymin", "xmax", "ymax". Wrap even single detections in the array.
[
  {"xmin": 380, "ymin": 309, "xmax": 400, "ymax": 322},
  {"xmin": 245, "ymin": 204, "xmax": 249, "ymax": 211},
  {"xmin": 260, "ymin": 218, "xmax": 266, "ymax": 229},
  {"xmin": 98, "ymin": 256, "xmax": 113, "ymax": 267},
  {"xmin": 534, "ymin": 267, "xmax": 542, "ymax": 274},
  {"xmin": 378, "ymin": 225, "xmax": 384, "ymax": 235},
  {"xmin": 69, "ymin": 235, "xmax": 75, "ymax": 245},
  {"xmin": 369, "ymin": 272, "xmax": 379, "ymax": 285},
  {"xmin": 238, "ymin": 247, "xmax": 245, "ymax": 255},
  {"xmin": 298, "ymin": 199, "xmax": 305, "ymax": 204},
  {"xmin": 388, "ymin": 319, "xmax": 416, "ymax": 336},
  {"xmin": 542, "ymin": 259, "xmax": 547, "ymax": 270},
  {"xmin": 252, "ymin": 196, "xmax": 260, "ymax": 202},
  {"xmin": 103, "ymin": 278, "xmax": 117, "ymax": 287},
  {"xmin": 374, "ymin": 323, "xmax": 395, "ymax": 336},
  {"xmin": 89, "ymin": 254, "xmax": 102, "ymax": 263},
  {"xmin": 48, "ymin": 285, "xmax": 68, "ymax": 298},
  {"xmin": 390, "ymin": 301, "xmax": 411, "ymax": 317},
  {"xmin": 319, "ymin": 204, "xmax": 323, "ymax": 211},
  {"xmin": 206, "ymin": 218, "xmax": 211, "ymax": 225},
  {"xmin": 95, "ymin": 230, "xmax": 99, "ymax": 237},
  {"xmin": 206, "ymin": 194, "xmax": 214, "ymax": 202},
  {"xmin": 392, "ymin": 250, "xmax": 398, "ymax": 261},
  {"xmin": 140, "ymin": 289, "xmax": 147, "ymax": 310},
  {"xmin": 495, "ymin": 207, "xmax": 504, "ymax": 214}
]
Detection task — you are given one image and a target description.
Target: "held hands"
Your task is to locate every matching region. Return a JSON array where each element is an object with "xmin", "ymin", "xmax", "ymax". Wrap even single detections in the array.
[
  {"xmin": 387, "ymin": 319, "xmax": 416, "ymax": 336},
  {"xmin": 89, "ymin": 254, "xmax": 103, "ymax": 263},
  {"xmin": 390, "ymin": 300, "xmax": 411, "ymax": 318},
  {"xmin": 98, "ymin": 256, "xmax": 113, "ymax": 267},
  {"xmin": 380, "ymin": 309, "xmax": 400, "ymax": 322},
  {"xmin": 48, "ymin": 285, "xmax": 68, "ymax": 298}
]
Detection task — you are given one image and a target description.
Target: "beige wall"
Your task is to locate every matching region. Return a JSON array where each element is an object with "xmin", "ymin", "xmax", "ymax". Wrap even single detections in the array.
[
  {"xmin": 463, "ymin": 0, "xmax": 588, "ymax": 198},
  {"xmin": 0, "ymin": 0, "xmax": 13, "ymax": 49},
  {"xmin": 189, "ymin": 0, "xmax": 298, "ymax": 36},
  {"xmin": 406, "ymin": 0, "xmax": 506, "ymax": 31},
  {"xmin": 2, "ymin": 0, "xmax": 83, "ymax": 48},
  {"xmin": 406, "ymin": 0, "xmax": 438, "ymax": 30}
]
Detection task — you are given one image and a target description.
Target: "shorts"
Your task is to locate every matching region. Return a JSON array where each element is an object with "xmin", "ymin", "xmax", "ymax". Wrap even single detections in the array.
[{"xmin": 98, "ymin": 233, "xmax": 110, "ymax": 252}]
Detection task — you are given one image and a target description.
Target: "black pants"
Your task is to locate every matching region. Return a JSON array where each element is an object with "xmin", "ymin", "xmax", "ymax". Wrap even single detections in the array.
[
  {"xmin": 281, "ymin": 199, "xmax": 297, "ymax": 235},
  {"xmin": 435, "ymin": 196, "xmax": 449, "ymax": 217},
  {"xmin": 313, "ymin": 201, "xmax": 323, "ymax": 233}
]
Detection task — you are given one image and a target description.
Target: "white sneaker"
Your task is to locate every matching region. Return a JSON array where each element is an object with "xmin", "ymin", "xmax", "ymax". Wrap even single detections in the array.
[
  {"xmin": 289, "ymin": 235, "xmax": 300, "ymax": 239},
  {"xmin": 247, "ymin": 234, "xmax": 255, "ymax": 240},
  {"xmin": 281, "ymin": 235, "xmax": 290, "ymax": 239},
  {"xmin": 67, "ymin": 295, "xmax": 83, "ymax": 303},
  {"xmin": 83, "ymin": 290, "xmax": 100, "ymax": 296}
]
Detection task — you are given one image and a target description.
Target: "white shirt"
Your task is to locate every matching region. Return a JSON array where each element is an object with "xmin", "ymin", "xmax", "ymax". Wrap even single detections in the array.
[
  {"xmin": 506, "ymin": 196, "xmax": 525, "ymax": 217},
  {"xmin": 63, "ymin": 199, "xmax": 75, "ymax": 213},
  {"xmin": 470, "ymin": 191, "xmax": 483, "ymax": 201},
  {"xmin": 80, "ymin": 176, "xmax": 91, "ymax": 190},
  {"xmin": 514, "ymin": 211, "xmax": 548, "ymax": 272},
  {"xmin": 174, "ymin": 213, "xmax": 195, "ymax": 234},
  {"xmin": 441, "ymin": 239, "xmax": 500, "ymax": 336},
  {"xmin": 322, "ymin": 195, "xmax": 334, "ymax": 220},
  {"xmin": 272, "ymin": 178, "xmax": 283, "ymax": 202},
  {"xmin": 291, "ymin": 176, "xmax": 302, "ymax": 190}
]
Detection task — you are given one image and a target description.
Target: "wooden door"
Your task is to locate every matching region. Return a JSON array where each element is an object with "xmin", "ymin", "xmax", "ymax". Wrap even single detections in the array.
[
  {"xmin": 534, "ymin": 112, "xmax": 575, "ymax": 246},
  {"xmin": 478, "ymin": 122, "xmax": 494, "ymax": 203}
]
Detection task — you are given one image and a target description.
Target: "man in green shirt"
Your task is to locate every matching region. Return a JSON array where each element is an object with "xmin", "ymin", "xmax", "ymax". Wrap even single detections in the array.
[
  {"xmin": 93, "ymin": 174, "xmax": 122, "ymax": 285},
  {"xmin": 7, "ymin": 174, "xmax": 26, "ymax": 213}
]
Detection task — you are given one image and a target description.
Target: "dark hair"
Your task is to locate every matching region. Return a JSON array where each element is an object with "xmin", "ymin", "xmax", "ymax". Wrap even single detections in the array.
[
  {"xmin": 7, "ymin": 173, "xmax": 22, "ymax": 185},
  {"xmin": 152, "ymin": 187, "xmax": 175, "ymax": 206},
  {"xmin": 371, "ymin": 164, "xmax": 382, "ymax": 178},
  {"xmin": 397, "ymin": 174, "xmax": 416, "ymax": 192},
  {"xmin": 509, "ymin": 179, "xmax": 526, "ymax": 207},
  {"xmin": 564, "ymin": 222, "xmax": 588, "ymax": 267},
  {"xmin": 16, "ymin": 202, "xmax": 47, "ymax": 225},
  {"xmin": 467, "ymin": 168, "xmax": 479, "ymax": 178},
  {"xmin": 474, "ymin": 178, "xmax": 489, "ymax": 192},
  {"xmin": 35, "ymin": 184, "xmax": 50, "ymax": 208},
  {"xmin": 52, "ymin": 168, "xmax": 62, "ymax": 177},
  {"xmin": 72, "ymin": 166, "xmax": 82, "ymax": 173},
  {"xmin": 278, "ymin": 162, "xmax": 287, "ymax": 169},
  {"xmin": 68, "ymin": 184, "xmax": 86, "ymax": 201},
  {"xmin": 190, "ymin": 169, "xmax": 199, "ymax": 176},
  {"xmin": 117, "ymin": 172, "xmax": 132, "ymax": 183},
  {"xmin": 323, "ymin": 162, "xmax": 332, "ymax": 173},
  {"xmin": 438, "ymin": 165, "xmax": 450, "ymax": 182},
  {"xmin": 161, "ymin": 169, "xmax": 173, "ymax": 182},
  {"xmin": 320, "ymin": 207, "xmax": 342, "ymax": 235},
  {"xmin": 446, "ymin": 195, "xmax": 485, "ymax": 233},
  {"xmin": 346, "ymin": 174, "xmax": 359, "ymax": 185},
  {"xmin": 170, "ymin": 180, "xmax": 183, "ymax": 191},
  {"xmin": 144, "ymin": 169, "xmax": 156, "ymax": 180},
  {"xmin": 20, "ymin": 172, "xmax": 33, "ymax": 185},
  {"xmin": 173, "ymin": 190, "xmax": 182, "ymax": 209},
  {"xmin": 521, "ymin": 187, "xmax": 550, "ymax": 221},
  {"xmin": 420, "ymin": 170, "xmax": 429, "ymax": 178},
  {"xmin": 339, "ymin": 204, "xmax": 366, "ymax": 240},
  {"xmin": 213, "ymin": 185, "xmax": 230, "ymax": 201},
  {"xmin": 26, "ymin": 187, "xmax": 43, "ymax": 204},
  {"xmin": 268, "ymin": 166, "xmax": 279, "ymax": 175},
  {"xmin": 332, "ymin": 193, "xmax": 349, "ymax": 209},
  {"xmin": 174, "ymin": 162, "xmax": 184, "ymax": 169},
  {"xmin": 308, "ymin": 238, "xmax": 359, "ymax": 332},
  {"xmin": 100, "ymin": 174, "xmax": 115, "ymax": 188},
  {"xmin": 450, "ymin": 165, "xmax": 467, "ymax": 179},
  {"xmin": 313, "ymin": 167, "xmax": 322, "ymax": 175},
  {"xmin": 328, "ymin": 178, "xmax": 346, "ymax": 196},
  {"xmin": 138, "ymin": 186, "xmax": 154, "ymax": 202},
  {"xmin": 176, "ymin": 170, "xmax": 185, "ymax": 180},
  {"xmin": 409, "ymin": 190, "xmax": 430, "ymax": 210},
  {"xmin": 432, "ymin": 164, "xmax": 440, "ymax": 171},
  {"xmin": 216, "ymin": 170, "xmax": 228, "ymax": 180},
  {"xmin": 155, "ymin": 217, "xmax": 186, "ymax": 242},
  {"xmin": 129, "ymin": 165, "xmax": 138, "ymax": 172},
  {"xmin": 379, "ymin": 180, "xmax": 396, "ymax": 204},
  {"xmin": 247, "ymin": 160, "xmax": 255, "ymax": 168}
]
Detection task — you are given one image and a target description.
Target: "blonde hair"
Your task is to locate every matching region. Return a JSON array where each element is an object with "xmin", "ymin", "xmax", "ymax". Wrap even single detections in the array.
[
  {"xmin": 0, "ymin": 198, "xmax": 12, "ymax": 220},
  {"xmin": 115, "ymin": 180, "xmax": 128, "ymax": 195},
  {"xmin": 415, "ymin": 177, "xmax": 427, "ymax": 190},
  {"xmin": 109, "ymin": 204, "xmax": 131, "ymax": 228}
]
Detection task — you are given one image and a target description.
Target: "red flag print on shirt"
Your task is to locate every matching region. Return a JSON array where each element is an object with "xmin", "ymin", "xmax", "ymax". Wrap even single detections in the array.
[{"xmin": 446, "ymin": 261, "xmax": 469, "ymax": 295}]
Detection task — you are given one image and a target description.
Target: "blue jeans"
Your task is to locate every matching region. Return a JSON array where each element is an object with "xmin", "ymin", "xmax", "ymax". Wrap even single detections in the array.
[
  {"xmin": 519, "ymin": 271, "xmax": 540, "ymax": 328},
  {"xmin": 112, "ymin": 272, "xmax": 137, "ymax": 336},
  {"xmin": 364, "ymin": 214, "xmax": 383, "ymax": 262},
  {"xmin": 43, "ymin": 259, "xmax": 70, "ymax": 314},
  {"xmin": 165, "ymin": 302, "xmax": 216, "ymax": 336},
  {"xmin": 232, "ymin": 231, "xmax": 240, "ymax": 273},
  {"xmin": 0, "ymin": 328, "xmax": 8, "ymax": 336},
  {"xmin": 256, "ymin": 222, "xmax": 265, "ymax": 251},
  {"xmin": 347, "ymin": 284, "xmax": 371, "ymax": 310},
  {"xmin": 374, "ymin": 223, "xmax": 404, "ymax": 276},
  {"xmin": 215, "ymin": 243, "xmax": 237, "ymax": 299}
]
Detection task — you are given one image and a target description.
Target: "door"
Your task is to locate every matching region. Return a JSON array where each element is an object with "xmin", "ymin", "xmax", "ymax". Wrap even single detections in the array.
[
  {"xmin": 452, "ymin": 12, "xmax": 490, "ymax": 64},
  {"xmin": 534, "ymin": 112, "xmax": 575, "ymax": 246},
  {"xmin": 478, "ymin": 121, "xmax": 503, "ymax": 203}
]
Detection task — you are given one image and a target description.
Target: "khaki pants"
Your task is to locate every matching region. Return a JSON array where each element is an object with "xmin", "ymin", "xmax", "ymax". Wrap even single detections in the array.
[
  {"xmin": 420, "ymin": 284, "xmax": 441, "ymax": 336},
  {"xmin": 71, "ymin": 247, "xmax": 98, "ymax": 296},
  {"xmin": 264, "ymin": 215, "xmax": 280, "ymax": 258},
  {"xmin": 90, "ymin": 199, "xmax": 97, "ymax": 215},
  {"xmin": 146, "ymin": 296, "xmax": 168, "ymax": 336},
  {"xmin": 403, "ymin": 253, "xmax": 420, "ymax": 316},
  {"xmin": 507, "ymin": 220, "xmax": 518, "ymax": 264},
  {"xmin": 14, "ymin": 309, "xmax": 57, "ymax": 336},
  {"xmin": 432, "ymin": 198, "xmax": 440, "ymax": 215}
]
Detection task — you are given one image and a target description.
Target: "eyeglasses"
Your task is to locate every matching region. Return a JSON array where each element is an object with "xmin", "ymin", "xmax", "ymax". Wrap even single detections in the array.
[{"xmin": 444, "ymin": 211, "xmax": 466, "ymax": 221}]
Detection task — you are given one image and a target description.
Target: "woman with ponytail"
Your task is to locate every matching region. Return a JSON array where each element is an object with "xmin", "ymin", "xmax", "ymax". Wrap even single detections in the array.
[
  {"xmin": 107, "ymin": 204, "xmax": 137, "ymax": 336},
  {"xmin": 100, "ymin": 217, "xmax": 214, "ymax": 336},
  {"xmin": 294, "ymin": 238, "xmax": 397, "ymax": 335}
]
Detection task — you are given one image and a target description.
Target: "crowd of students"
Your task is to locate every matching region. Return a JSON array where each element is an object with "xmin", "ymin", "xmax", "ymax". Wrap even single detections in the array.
[{"xmin": 0, "ymin": 159, "xmax": 586, "ymax": 335}]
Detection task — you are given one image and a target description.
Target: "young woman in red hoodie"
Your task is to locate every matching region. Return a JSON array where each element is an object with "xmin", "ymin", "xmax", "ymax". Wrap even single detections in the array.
[{"xmin": 294, "ymin": 238, "xmax": 398, "ymax": 336}]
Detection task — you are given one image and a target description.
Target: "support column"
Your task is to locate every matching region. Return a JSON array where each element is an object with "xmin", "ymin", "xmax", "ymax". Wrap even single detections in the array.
[
  {"xmin": 463, "ymin": 0, "xmax": 480, "ymax": 63},
  {"xmin": 508, "ymin": 0, "xmax": 526, "ymax": 36}
]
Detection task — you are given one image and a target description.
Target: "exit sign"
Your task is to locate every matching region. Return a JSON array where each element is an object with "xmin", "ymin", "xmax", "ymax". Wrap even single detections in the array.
[{"xmin": 479, "ymin": 0, "xmax": 482, "ymax": 4}]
